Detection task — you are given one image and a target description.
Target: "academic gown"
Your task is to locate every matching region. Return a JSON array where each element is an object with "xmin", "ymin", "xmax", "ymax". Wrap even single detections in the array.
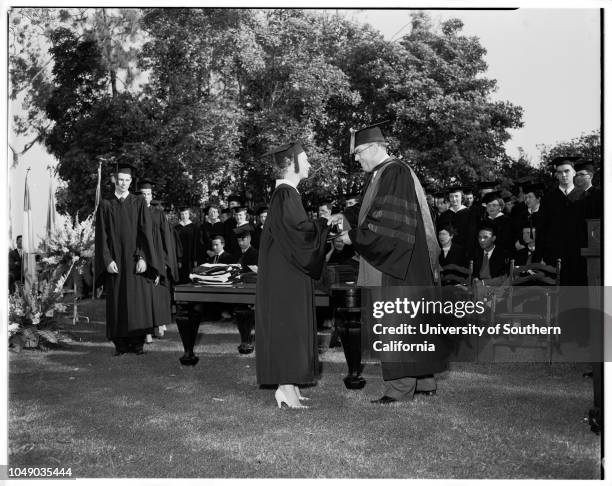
[
  {"xmin": 539, "ymin": 187, "xmax": 587, "ymax": 285},
  {"xmin": 174, "ymin": 222, "xmax": 202, "ymax": 283},
  {"xmin": 148, "ymin": 205, "xmax": 179, "ymax": 327},
  {"xmin": 349, "ymin": 158, "xmax": 446, "ymax": 380},
  {"xmin": 95, "ymin": 194, "xmax": 160, "ymax": 339},
  {"xmin": 255, "ymin": 184, "xmax": 329, "ymax": 385}
]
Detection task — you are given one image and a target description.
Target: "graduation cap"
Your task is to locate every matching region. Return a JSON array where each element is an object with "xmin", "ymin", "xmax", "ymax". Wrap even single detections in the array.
[
  {"xmin": 522, "ymin": 182, "xmax": 545, "ymax": 195},
  {"xmin": 178, "ymin": 205, "xmax": 191, "ymax": 212},
  {"xmin": 481, "ymin": 191, "xmax": 501, "ymax": 205},
  {"xmin": 349, "ymin": 121, "xmax": 389, "ymax": 154},
  {"xmin": 462, "ymin": 186, "xmax": 474, "ymax": 195},
  {"xmin": 234, "ymin": 206, "xmax": 248, "ymax": 213},
  {"xmin": 227, "ymin": 194, "xmax": 242, "ymax": 205},
  {"xmin": 256, "ymin": 205, "xmax": 269, "ymax": 215},
  {"xmin": 574, "ymin": 159, "xmax": 595, "ymax": 173},
  {"xmin": 115, "ymin": 162, "xmax": 136, "ymax": 176},
  {"xmin": 446, "ymin": 184, "xmax": 464, "ymax": 195},
  {"xmin": 264, "ymin": 141, "xmax": 305, "ymax": 163},
  {"xmin": 138, "ymin": 179, "xmax": 154, "ymax": 191},
  {"xmin": 479, "ymin": 180, "xmax": 499, "ymax": 191},
  {"xmin": 233, "ymin": 224, "xmax": 254, "ymax": 237},
  {"xmin": 550, "ymin": 156, "xmax": 581, "ymax": 168}
]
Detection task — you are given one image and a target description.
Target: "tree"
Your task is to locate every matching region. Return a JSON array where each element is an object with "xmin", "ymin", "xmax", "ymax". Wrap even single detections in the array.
[{"xmin": 538, "ymin": 129, "xmax": 601, "ymax": 184}]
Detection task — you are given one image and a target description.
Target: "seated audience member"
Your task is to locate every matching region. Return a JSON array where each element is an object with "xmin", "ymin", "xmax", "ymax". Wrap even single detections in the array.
[
  {"xmin": 235, "ymin": 225, "xmax": 259, "ymax": 271},
  {"xmin": 252, "ymin": 206, "xmax": 268, "ymax": 250},
  {"xmin": 480, "ymin": 192, "xmax": 513, "ymax": 253},
  {"xmin": 325, "ymin": 235, "xmax": 356, "ymax": 265},
  {"xmin": 473, "ymin": 225, "xmax": 509, "ymax": 284},
  {"xmin": 207, "ymin": 235, "xmax": 237, "ymax": 264},
  {"xmin": 513, "ymin": 227, "xmax": 538, "ymax": 266},
  {"xmin": 438, "ymin": 226, "xmax": 468, "ymax": 268}
]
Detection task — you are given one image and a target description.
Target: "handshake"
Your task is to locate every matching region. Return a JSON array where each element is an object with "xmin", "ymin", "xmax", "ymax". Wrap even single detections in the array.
[{"xmin": 322, "ymin": 213, "xmax": 352, "ymax": 245}]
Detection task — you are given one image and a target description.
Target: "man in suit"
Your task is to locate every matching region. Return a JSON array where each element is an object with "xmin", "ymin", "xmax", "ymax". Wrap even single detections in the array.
[
  {"xmin": 207, "ymin": 235, "xmax": 236, "ymax": 264},
  {"xmin": 473, "ymin": 225, "xmax": 509, "ymax": 284},
  {"xmin": 8, "ymin": 235, "xmax": 23, "ymax": 293}
]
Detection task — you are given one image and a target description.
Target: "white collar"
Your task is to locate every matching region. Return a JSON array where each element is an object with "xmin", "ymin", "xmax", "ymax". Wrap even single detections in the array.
[
  {"xmin": 276, "ymin": 179, "xmax": 299, "ymax": 193},
  {"xmin": 450, "ymin": 205, "xmax": 467, "ymax": 213},
  {"xmin": 179, "ymin": 220, "xmax": 192, "ymax": 226},
  {"xmin": 559, "ymin": 184, "xmax": 574, "ymax": 195},
  {"xmin": 484, "ymin": 246, "xmax": 495, "ymax": 258},
  {"xmin": 528, "ymin": 205, "xmax": 540, "ymax": 214},
  {"xmin": 115, "ymin": 191, "xmax": 129, "ymax": 199}
]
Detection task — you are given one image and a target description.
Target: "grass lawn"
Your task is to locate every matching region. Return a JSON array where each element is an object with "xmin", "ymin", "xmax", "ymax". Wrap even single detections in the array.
[{"xmin": 8, "ymin": 299, "xmax": 601, "ymax": 479}]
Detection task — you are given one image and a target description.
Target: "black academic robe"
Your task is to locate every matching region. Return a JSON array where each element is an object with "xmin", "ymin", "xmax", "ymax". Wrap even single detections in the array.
[
  {"xmin": 348, "ymin": 158, "xmax": 446, "ymax": 379},
  {"xmin": 436, "ymin": 206, "xmax": 476, "ymax": 251},
  {"xmin": 95, "ymin": 194, "xmax": 160, "ymax": 339},
  {"xmin": 238, "ymin": 246, "xmax": 259, "ymax": 269},
  {"xmin": 203, "ymin": 220, "xmax": 225, "ymax": 240},
  {"xmin": 327, "ymin": 245, "xmax": 356, "ymax": 265},
  {"xmin": 206, "ymin": 251, "xmax": 236, "ymax": 265},
  {"xmin": 579, "ymin": 186, "xmax": 602, "ymax": 220},
  {"xmin": 252, "ymin": 224, "xmax": 263, "ymax": 250},
  {"xmin": 255, "ymin": 184, "xmax": 329, "ymax": 385},
  {"xmin": 439, "ymin": 243, "xmax": 468, "ymax": 268},
  {"xmin": 223, "ymin": 218, "xmax": 239, "ymax": 256},
  {"xmin": 8, "ymin": 248, "xmax": 22, "ymax": 292},
  {"xmin": 174, "ymin": 222, "xmax": 202, "ymax": 283},
  {"xmin": 148, "ymin": 206, "xmax": 179, "ymax": 327},
  {"xmin": 539, "ymin": 187, "xmax": 587, "ymax": 285}
]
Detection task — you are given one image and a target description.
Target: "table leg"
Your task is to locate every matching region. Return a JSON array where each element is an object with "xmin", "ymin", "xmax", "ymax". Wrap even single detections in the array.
[
  {"xmin": 176, "ymin": 302, "xmax": 203, "ymax": 366},
  {"xmin": 335, "ymin": 309, "xmax": 366, "ymax": 389}
]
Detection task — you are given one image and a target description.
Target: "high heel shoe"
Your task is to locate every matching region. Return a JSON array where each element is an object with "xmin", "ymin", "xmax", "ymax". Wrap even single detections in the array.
[
  {"xmin": 275, "ymin": 388, "xmax": 308, "ymax": 409},
  {"xmin": 295, "ymin": 387, "xmax": 310, "ymax": 401}
]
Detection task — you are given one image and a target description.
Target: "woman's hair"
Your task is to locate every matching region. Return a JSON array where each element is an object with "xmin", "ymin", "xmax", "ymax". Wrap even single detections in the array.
[{"xmin": 271, "ymin": 153, "xmax": 299, "ymax": 179}]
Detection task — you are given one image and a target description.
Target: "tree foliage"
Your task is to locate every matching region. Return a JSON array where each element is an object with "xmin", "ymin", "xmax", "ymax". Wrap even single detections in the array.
[{"xmin": 12, "ymin": 8, "xmax": 527, "ymax": 214}]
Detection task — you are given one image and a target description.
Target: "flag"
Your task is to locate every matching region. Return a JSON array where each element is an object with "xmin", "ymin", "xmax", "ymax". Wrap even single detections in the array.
[
  {"xmin": 45, "ymin": 177, "xmax": 57, "ymax": 243},
  {"xmin": 22, "ymin": 170, "xmax": 37, "ymax": 292},
  {"xmin": 94, "ymin": 159, "xmax": 102, "ymax": 213}
]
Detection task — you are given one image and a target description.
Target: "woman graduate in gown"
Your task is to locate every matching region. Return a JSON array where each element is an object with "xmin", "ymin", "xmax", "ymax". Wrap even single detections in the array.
[{"xmin": 255, "ymin": 142, "xmax": 331, "ymax": 409}]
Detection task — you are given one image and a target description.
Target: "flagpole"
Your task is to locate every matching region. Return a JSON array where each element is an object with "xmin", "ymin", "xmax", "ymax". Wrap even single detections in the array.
[{"xmin": 92, "ymin": 158, "xmax": 103, "ymax": 299}]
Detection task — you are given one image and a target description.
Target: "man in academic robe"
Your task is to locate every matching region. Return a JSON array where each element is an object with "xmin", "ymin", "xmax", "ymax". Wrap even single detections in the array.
[
  {"xmin": 8, "ymin": 235, "xmax": 23, "ymax": 293},
  {"xmin": 539, "ymin": 156, "xmax": 587, "ymax": 286},
  {"xmin": 235, "ymin": 225, "xmax": 259, "ymax": 270},
  {"xmin": 251, "ymin": 206, "xmax": 268, "ymax": 250},
  {"xmin": 338, "ymin": 123, "xmax": 445, "ymax": 404},
  {"xmin": 574, "ymin": 159, "xmax": 602, "ymax": 220},
  {"xmin": 95, "ymin": 164, "xmax": 160, "ymax": 355},
  {"xmin": 174, "ymin": 207, "xmax": 203, "ymax": 283},
  {"xmin": 511, "ymin": 182, "xmax": 545, "ymax": 263},
  {"xmin": 140, "ymin": 180, "xmax": 179, "ymax": 339},
  {"xmin": 225, "ymin": 206, "xmax": 249, "ymax": 258},
  {"xmin": 255, "ymin": 142, "xmax": 331, "ymax": 408},
  {"xmin": 438, "ymin": 226, "xmax": 469, "ymax": 285}
]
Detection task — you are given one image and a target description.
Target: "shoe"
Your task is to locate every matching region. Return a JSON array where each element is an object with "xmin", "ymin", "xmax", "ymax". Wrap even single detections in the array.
[
  {"xmin": 275, "ymin": 388, "xmax": 308, "ymax": 409},
  {"xmin": 415, "ymin": 390, "xmax": 436, "ymax": 396},
  {"xmin": 295, "ymin": 387, "xmax": 310, "ymax": 401},
  {"xmin": 237, "ymin": 343, "xmax": 254, "ymax": 354},
  {"xmin": 145, "ymin": 334, "xmax": 153, "ymax": 344},
  {"xmin": 179, "ymin": 353, "xmax": 199, "ymax": 366},
  {"xmin": 370, "ymin": 395, "xmax": 398, "ymax": 405}
]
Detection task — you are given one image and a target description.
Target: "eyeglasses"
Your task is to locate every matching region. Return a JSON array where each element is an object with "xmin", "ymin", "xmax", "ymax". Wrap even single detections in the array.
[{"xmin": 353, "ymin": 144, "xmax": 373, "ymax": 156}]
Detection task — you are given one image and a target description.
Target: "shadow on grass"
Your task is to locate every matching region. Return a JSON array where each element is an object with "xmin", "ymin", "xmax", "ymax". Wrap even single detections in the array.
[{"xmin": 8, "ymin": 316, "xmax": 601, "ymax": 479}]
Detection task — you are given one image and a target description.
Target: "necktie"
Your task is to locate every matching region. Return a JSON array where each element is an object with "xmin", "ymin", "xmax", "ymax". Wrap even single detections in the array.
[
  {"xmin": 480, "ymin": 251, "xmax": 491, "ymax": 279},
  {"xmin": 213, "ymin": 255, "xmax": 219, "ymax": 264}
]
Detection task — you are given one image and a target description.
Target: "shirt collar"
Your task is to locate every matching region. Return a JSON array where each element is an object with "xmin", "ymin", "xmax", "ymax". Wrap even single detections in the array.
[
  {"xmin": 115, "ymin": 191, "xmax": 129, "ymax": 199},
  {"xmin": 559, "ymin": 184, "xmax": 574, "ymax": 195},
  {"xmin": 484, "ymin": 246, "xmax": 496, "ymax": 258},
  {"xmin": 276, "ymin": 178, "xmax": 299, "ymax": 193},
  {"xmin": 450, "ymin": 205, "xmax": 467, "ymax": 213}
]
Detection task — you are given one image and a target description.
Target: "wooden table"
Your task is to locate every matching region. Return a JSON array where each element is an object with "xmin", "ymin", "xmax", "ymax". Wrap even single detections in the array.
[{"xmin": 173, "ymin": 282, "xmax": 330, "ymax": 365}]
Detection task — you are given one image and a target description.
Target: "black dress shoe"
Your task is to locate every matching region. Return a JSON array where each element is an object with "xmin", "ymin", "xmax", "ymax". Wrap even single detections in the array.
[
  {"xmin": 370, "ymin": 395, "xmax": 398, "ymax": 404},
  {"xmin": 238, "ymin": 344, "xmax": 254, "ymax": 354},
  {"xmin": 415, "ymin": 390, "xmax": 436, "ymax": 396}
]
